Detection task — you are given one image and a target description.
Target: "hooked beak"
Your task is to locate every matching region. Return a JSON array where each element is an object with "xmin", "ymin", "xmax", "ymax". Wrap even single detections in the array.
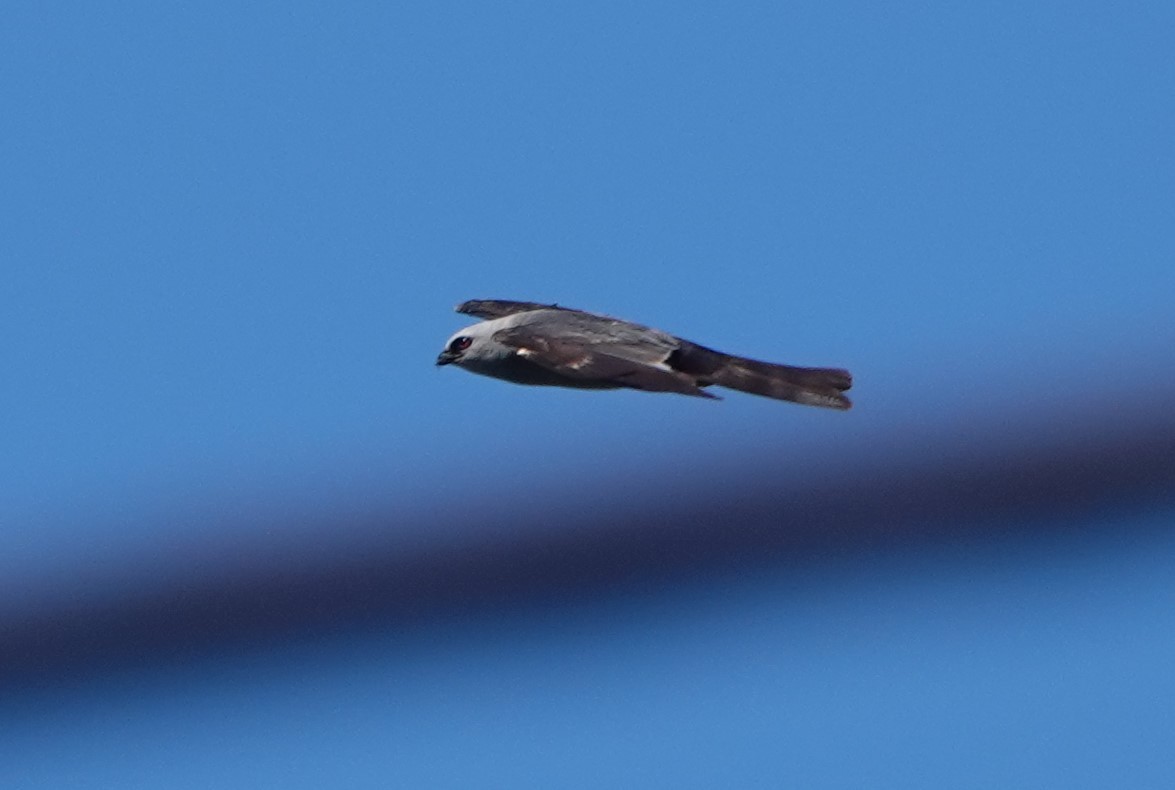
[{"xmin": 436, "ymin": 350, "xmax": 459, "ymax": 366}]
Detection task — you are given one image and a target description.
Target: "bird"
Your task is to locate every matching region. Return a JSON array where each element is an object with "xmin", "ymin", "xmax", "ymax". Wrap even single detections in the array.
[{"xmin": 436, "ymin": 299, "xmax": 853, "ymax": 409}]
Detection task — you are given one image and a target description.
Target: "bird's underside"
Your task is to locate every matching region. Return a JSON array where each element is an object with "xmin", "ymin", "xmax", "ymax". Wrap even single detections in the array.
[{"xmin": 448, "ymin": 300, "xmax": 853, "ymax": 409}]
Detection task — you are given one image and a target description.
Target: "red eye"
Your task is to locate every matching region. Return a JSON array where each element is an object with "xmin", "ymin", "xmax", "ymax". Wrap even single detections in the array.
[{"xmin": 450, "ymin": 336, "xmax": 473, "ymax": 352}]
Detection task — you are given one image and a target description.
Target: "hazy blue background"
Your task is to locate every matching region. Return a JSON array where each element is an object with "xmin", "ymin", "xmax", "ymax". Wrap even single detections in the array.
[{"xmin": 3, "ymin": 2, "xmax": 1174, "ymax": 787}]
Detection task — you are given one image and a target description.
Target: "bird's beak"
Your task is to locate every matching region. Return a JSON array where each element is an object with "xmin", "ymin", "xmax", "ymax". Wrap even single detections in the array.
[{"xmin": 436, "ymin": 350, "xmax": 458, "ymax": 366}]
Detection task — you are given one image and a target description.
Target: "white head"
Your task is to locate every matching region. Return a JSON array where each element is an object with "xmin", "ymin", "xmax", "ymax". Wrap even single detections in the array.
[{"xmin": 435, "ymin": 321, "xmax": 511, "ymax": 368}]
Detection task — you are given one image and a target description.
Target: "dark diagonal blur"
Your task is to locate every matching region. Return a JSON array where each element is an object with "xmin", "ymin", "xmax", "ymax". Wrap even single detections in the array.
[{"xmin": 5, "ymin": 390, "xmax": 1173, "ymax": 690}]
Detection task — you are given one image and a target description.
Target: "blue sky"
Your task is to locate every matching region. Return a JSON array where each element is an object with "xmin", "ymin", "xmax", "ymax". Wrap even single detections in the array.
[{"xmin": 3, "ymin": 2, "xmax": 1174, "ymax": 787}]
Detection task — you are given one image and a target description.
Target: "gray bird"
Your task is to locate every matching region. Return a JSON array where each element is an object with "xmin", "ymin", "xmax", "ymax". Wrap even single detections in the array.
[{"xmin": 436, "ymin": 299, "xmax": 852, "ymax": 409}]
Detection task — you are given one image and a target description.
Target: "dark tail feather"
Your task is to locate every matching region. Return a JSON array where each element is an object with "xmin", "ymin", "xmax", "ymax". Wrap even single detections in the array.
[
  {"xmin": 714, "ymin": 359, "xmax": 853, "ymax": 409},
  {"xmin": 668, "ymin": 341, "xmax": 853, "ymax": 410}
]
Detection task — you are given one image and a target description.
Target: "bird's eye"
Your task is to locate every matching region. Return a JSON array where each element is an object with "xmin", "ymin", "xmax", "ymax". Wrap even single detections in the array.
[{"xmin": 449, "ymin": 336, "xmax": 473, "ymax": 352}]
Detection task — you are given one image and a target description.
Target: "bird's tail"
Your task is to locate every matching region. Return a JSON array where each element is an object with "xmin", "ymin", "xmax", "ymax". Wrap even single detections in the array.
[
  {"xmin": 669, "ymin": 341, "xmax": 853, "ymax": 410},
  {"xmin": 712, "ymin": 358, "xmax": 853, "ymax": 409}
]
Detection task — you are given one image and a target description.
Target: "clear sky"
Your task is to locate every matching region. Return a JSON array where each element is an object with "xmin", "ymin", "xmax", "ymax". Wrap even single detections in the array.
[{"xmin": 3, "ymin": 2, "xmax": 1174, "ymax": 787}]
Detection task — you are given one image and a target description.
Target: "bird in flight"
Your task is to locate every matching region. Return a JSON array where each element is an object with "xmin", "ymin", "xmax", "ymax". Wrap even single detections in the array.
[{"xmin": 436, "ymin": 299, "xmax": 852, "ymax": 409}]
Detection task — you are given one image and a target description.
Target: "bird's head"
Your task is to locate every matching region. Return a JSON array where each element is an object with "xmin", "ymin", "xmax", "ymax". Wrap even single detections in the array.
[{"xmin": 436, "ymin": 322, "xmax": 503, "ymax": 367}]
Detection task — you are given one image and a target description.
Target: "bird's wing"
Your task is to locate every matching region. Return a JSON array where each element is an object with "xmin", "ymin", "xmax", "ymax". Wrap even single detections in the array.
[
  {"xmin": 493, "ymin": 323, "xmax": 716, "ymax": 399},
  {"xmin": 455, "ymin": 299, "xmax": 572, "ymax": 320},
  {"xmin": 504, "ymin": 308, "xmax": 681, "ymax": 365}
]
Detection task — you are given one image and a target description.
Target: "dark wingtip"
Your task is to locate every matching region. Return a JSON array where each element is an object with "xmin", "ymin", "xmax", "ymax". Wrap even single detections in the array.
[{"xmin": 455, "ymin": 299, "xmax": 567, "ymax": 320}]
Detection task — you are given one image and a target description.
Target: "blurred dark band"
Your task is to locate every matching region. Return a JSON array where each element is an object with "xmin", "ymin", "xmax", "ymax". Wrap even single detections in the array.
[{"xmin": 3, "ymin": 399, "xmax": 1174, "ymax": 689}]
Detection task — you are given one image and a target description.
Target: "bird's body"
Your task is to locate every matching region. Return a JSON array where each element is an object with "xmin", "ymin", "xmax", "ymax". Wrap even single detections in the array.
[{"xmin": 437, "ymin": 299, "xmax": 853, "ymax": 409}]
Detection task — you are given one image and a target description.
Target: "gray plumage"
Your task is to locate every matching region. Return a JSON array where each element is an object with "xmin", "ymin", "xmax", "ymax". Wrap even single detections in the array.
[{"xmin": 436, "ymin": 299, "xmax": 853, "ymax": 409}]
